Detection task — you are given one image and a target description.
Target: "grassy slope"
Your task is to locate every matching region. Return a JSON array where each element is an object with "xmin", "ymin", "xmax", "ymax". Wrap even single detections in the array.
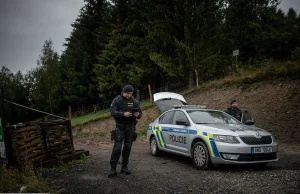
[
  {"xmin": 71, "ymin": 101, "xmax": 154, "ymax": 127},
  {"xmin": 73, "ymin": 61, "xmax": 300, "ymax": 139},
  {"xmin": 72, "ymin": 61, "xmax": 300, "ymax": 128}
]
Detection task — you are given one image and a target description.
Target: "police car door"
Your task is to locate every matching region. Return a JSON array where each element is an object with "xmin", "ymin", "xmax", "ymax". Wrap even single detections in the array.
[
  {"xmin": 168, "ymin": 110, "xmax": 190, "ymax": 153},
  {"xmin": 156, "ymin": 110, "xmax": 175, "ymax": 149}
]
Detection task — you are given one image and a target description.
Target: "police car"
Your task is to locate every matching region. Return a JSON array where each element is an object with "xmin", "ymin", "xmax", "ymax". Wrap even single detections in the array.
[{"xmin": 147, "ymin": 92, "xmax": 278, "ymax": 170}]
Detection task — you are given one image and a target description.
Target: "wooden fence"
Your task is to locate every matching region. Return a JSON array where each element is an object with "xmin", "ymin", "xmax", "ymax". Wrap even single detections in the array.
[{"xmin": 5, "ymin": 120, "xmax": 88, "ymax": 168}]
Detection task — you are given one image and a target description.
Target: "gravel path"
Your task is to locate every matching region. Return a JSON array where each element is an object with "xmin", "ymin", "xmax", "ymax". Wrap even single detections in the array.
[{"xmin": 42, "ymin": 140, "xmax": 300, "ymax": 194}]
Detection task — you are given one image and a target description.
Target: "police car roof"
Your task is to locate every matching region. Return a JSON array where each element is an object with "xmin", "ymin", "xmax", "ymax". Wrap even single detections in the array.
[{"xmin": 173, "ymin": 105, "xmax": 207, "ymax": 109}]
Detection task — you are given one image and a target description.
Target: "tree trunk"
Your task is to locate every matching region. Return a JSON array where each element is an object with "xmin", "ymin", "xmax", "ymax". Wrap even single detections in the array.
[{"xmin": 188, "ymin": 69, "xmax": 194, "ymax": 89}]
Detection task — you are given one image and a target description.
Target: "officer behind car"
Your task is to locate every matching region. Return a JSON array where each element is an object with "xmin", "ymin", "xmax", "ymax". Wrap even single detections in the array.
[
  {"xmin": 108, "ymin": 85, "xmax": 142, "ymax": 178},
  {"xmin": 224, "ymin": 99, "xmax": 242, "ymax": 122}
]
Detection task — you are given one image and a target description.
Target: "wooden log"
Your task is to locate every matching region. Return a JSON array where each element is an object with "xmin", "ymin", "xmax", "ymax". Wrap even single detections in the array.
[
  {"xmin": 53, "ymin": 149, "xmax": 73, "ymax": 157},
  {"xmin": 15, "ymin": 145, "xmax": 44, "ymax": 155},
  {"xmin": 58, "ymin": 150, "xmax": 90, "ymax": 162},
  {"xmin": 13, "ymin": 135, "xmax": 43, "ymax": 144},
  {"xmin": 49, "ymin": 144, "xmax": 73, "ymax": 152},
  {"xmin": 46, "ymin": 127, "xmax": 69, "ymax": 133},
  {"xmin": 13, "ymin": 126, "xmax": 41, "ymax": 133},
  {"xmin": 12, "ymin": 131, "xmax": 41, "ymax": 139},
  {"xmin": 48, "ymin": 142, "xmax": 72, "ymax": 150},
  {"xmin": 46, "ymin": 137, "xmax": 72, "ymax": 143},
  {"xmin": 18, "ymin": 150, "xmax": 44, "ymax": 161},
  {"xmin": 27, "ymin": 150, "xmax": 44, "ymax": 159},
  {"xmin": 17, "ymin": 140, "xmax": 43, "ymax": 150},
  {"xmin": 46, "ymin": 132, "xmax": 68, "ymax": 137}
]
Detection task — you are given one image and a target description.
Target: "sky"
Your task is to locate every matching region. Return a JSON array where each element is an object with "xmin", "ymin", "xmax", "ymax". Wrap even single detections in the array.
[{"xmin": 0, "ymin": 0, "xmax": 299, "ymax": 74}]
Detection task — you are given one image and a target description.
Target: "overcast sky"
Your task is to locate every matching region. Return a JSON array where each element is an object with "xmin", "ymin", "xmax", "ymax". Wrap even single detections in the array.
[{"xmin": 0, "ymin": 0, "xmax": 299, "ymax": 74}]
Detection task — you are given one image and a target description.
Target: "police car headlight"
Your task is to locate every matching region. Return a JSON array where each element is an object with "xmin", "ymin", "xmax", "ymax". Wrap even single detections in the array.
[{"xmin": 213, "ymin": 135, "xmax": 240, "ymax": 143}]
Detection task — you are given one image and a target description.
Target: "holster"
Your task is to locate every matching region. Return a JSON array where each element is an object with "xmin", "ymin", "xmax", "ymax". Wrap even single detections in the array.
[
  {"xmin": 132, "ymin": 131, "xmax": 138, "ymax": 142},
  {"xmin": 110, "ymin": 128, "xmax": 116, "ymax": 141}
]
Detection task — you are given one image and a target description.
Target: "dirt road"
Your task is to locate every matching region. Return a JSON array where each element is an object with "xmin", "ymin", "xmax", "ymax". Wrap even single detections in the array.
[{"xmin": 43, "ymin": 139, "xmax": 300, "ymax": 194}]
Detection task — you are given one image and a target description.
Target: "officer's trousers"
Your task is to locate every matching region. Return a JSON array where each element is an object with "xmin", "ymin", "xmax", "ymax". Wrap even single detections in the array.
[{"xmin": 110, "ymin": 124, "xmax": 134, "ymax": 169}]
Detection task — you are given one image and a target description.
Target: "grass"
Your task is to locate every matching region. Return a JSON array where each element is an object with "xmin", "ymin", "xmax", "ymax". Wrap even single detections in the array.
[
  {"xmin": 71, "ymin": 109, "xmax": 111, "ymax": 127},
  {"xmin": 137, "ymin": 128, "xmax": 148, "ymax": 139},
  {"xmin": 71, "ymin": 100, "xmax": 155, "ymax": 127},
  {"xmin": 0, "ymin": 167, "xmax": 56, "ymax": 193},
  {"xmin": 200, "ymin": 60, "xmax": 300, "ymax": 89},
  {"xmin": 0, "ymin": 152, "xmax": 89, "ymax": 193}
]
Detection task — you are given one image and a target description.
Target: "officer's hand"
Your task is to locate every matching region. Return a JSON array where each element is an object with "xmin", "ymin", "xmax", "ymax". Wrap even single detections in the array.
[
  {"xmin": 124, "ymin": 112, "xmax": 132, "ymax": 117},
  {"xmin": 133, "ymin": 112, "xmax": 139, "ymax": 117}
]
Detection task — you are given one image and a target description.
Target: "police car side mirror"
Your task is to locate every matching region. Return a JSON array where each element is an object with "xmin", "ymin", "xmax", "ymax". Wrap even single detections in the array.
[
  {"xmin": 244, "ymin": 120, "xmax": 255, "ymax": 125},
  {"xmin": 176, "ymin": 120, "xmax": 190, "ymax": 126}
]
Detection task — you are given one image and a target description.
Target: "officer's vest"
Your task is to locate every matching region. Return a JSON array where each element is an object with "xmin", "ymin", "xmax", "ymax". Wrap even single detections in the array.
[{"xmin": 115, "ymin": 95, "xmax": 138, "ymax": 124}]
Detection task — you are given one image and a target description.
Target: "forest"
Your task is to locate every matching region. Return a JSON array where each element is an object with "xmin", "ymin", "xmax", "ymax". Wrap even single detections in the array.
[{"xmin": 1, "ymin": 0, "xmax": 299, "ymax": 123}]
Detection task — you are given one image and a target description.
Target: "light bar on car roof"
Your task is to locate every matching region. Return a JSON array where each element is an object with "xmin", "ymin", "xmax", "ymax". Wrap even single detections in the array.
[{"xmin": 174, "ymin": 105, "xmax": 207, "ymax": 109}]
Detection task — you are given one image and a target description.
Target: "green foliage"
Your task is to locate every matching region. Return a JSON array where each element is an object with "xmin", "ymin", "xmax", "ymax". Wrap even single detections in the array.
[
  {"xmin": 0, "ymin": 168, "xmax": 55, "ymax": 193},
  {"xmin": 71, "ymin": 109, "xmax": 111, "ymax": 126},
  {"xmin": 80, "ymin": 153, "xmax": 88, "ymax": 161},
  {"xmin": 4, "ymin": 0, "xmax": 300, "ymax": 124},
  {"xmin": 32, "ymin": 39, "xmax": 62, "ymax": 113}
]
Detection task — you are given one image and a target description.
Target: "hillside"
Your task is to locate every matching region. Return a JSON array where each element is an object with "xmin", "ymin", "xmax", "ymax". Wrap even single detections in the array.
[{"xmin": 73, "ymin": 79, "xmax": 300, "ymax": 144}]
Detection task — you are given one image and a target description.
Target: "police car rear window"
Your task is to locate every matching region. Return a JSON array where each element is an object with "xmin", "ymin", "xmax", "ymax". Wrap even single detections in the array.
[{"xmin": 159, "ymin": 111, "xmax": 175, "ymax": 124}]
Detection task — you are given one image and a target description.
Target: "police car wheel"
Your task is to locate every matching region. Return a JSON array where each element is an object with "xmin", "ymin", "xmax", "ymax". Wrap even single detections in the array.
[
  {"xmin": 192, "ymin": 142, "xmax": 211, "ymax": 170},
  {"xmin": 150, "ymin": 136, "xmax": 160, "ymax": 156}
]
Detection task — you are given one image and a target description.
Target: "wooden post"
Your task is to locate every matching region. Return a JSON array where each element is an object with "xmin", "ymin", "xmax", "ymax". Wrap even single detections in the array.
[
  {"xmin": 68, "ymin": 106, "xmax": 72, "ymax": 121},
  {"xmin": 195, "ymin": 69, "xmax": 199, "ymax": 88},
  {"xmin": 148, "ymin": 84, "xmax": 153, "ymax": 103}
]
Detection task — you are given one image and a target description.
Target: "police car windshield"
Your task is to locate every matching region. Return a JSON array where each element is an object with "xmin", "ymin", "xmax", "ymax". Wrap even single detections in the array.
[{"xmin": 186, "ymin": 110, "xmax": 240, "ymax": 124}]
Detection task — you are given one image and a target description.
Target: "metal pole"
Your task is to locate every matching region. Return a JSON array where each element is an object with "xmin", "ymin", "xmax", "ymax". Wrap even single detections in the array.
[
  {"xmin": 3, "ymin": 100, "xmax": 66, "ymax": 120},
  {"xmin": 0, "ymin": 88, "xmax": 7, "ymax": 166}
]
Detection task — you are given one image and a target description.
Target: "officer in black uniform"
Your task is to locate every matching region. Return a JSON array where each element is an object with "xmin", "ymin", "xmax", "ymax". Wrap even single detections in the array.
[
  {"xmin": 224, "ymin": 99, "xmax": 242, "ymax": 122},
  {"xmin": 108, "ymin": 85, "xmax": 142, "ymax": 177}
]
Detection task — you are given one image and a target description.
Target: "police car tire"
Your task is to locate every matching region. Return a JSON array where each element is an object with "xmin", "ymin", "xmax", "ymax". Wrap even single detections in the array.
[
  {"xmin": 192, "ymin": 141, "xmax": 211, "ymax": 170},
  {"xmin": 150, "ymin": 136, "xmax": 160, "ymax": 156}
]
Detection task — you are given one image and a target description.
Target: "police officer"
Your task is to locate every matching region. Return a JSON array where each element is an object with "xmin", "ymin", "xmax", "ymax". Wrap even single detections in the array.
[
  {"xmin": 224, "ymin": 99, "xmax": 242, "ymax": 122},
  {"xmin": 108, "ymin": 85, "xmax": 142, "ymax": 178}
]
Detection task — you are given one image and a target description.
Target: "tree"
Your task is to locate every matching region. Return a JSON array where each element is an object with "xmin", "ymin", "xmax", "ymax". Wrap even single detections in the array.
[
  {"xmin": 61, "ymin": 0, "xmax": 112, "ymax": 107},
  {"xmin": 31, "ymin": 40, "xmax": 62, "ymax": 113},
  {"xmin": 94, "ymin": 0, "xmax": 152, "ymax": 100}
]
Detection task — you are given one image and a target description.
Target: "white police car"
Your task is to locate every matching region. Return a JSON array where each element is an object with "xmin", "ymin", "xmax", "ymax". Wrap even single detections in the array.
[{"xmin": 147, "ymin": 92, "xmax": 278, "ymax": 169}]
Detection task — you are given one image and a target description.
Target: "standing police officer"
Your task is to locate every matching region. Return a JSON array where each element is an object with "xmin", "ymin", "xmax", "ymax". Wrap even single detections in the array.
[
  {"xmin": 224, "ymin": 99, "xmax": 242, "ymax": 122},
  {"xmin": 108, "ymin": 85, "xmax": 142, "ymax": 177}
]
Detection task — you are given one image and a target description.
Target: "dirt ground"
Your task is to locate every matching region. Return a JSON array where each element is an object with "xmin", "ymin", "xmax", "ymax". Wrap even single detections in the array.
[
  {"xmin": 73, "ymin": 79, "xmax": 300, "ymax": 143},
  {"xmin": 42, "ymin": 138, "xmax": 300, "ymax": 194},
  {"xmin": 44, "ymin": 79, "xmax": 300, "ymax": 193}
]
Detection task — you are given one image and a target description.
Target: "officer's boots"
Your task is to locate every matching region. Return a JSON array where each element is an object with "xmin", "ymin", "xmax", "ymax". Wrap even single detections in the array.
[
  {"xmin": 108, "ymin": 168, "xmax": 117, "ymax": 178},
  {"xmin": 121, "ymin": 165, "xmax": 131, "ymax": 175}
]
